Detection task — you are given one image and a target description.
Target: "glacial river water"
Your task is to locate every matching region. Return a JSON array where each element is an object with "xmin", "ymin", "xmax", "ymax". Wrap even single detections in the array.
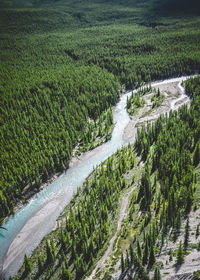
[{"xmin": 0, "ymin": 76, "xmax": 192, "ymax": 278}]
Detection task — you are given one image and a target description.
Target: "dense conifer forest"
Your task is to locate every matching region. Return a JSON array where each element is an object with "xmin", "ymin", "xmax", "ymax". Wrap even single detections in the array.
[
  {"xmin": 14, "ymin": 76, "xmax": 200, "ymax": 280},
  {"xmin": 1, "ymin": 0, "xmax": 200, "ymax": 223},
  {"xmin": 1, "ymin": 0, "xmax": 200, "ymax": 278}
]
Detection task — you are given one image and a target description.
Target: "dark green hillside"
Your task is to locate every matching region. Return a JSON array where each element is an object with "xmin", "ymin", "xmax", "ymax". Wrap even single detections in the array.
[
  {"xmin": 153, "ymin": 0, "xmax": 200, "ymax": 14},
  {"xmin": 0, "ymin": 0, "xmax": 200, "ymax": 224},
  {"xmin": 63, "ymin": 22, "xmax": 200, "ymax": 88},
  {"xmin": 0, "ymin": 64, "xmax": 119, "ymax": 220}
]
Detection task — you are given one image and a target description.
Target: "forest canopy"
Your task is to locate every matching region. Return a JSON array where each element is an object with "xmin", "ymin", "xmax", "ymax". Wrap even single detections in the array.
[{"xmin": 0, "ymin": 0, "xmax": 200, "ymax": 224}]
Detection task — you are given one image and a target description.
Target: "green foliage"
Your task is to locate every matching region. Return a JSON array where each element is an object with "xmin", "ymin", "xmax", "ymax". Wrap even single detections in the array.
[
  {"xmin": 138, "ymin": 164, "xmax": 152, "ymax": 211},
  {"xmin": 169, "ymin": 249, "xmax": 173, "ymax": 262},
  {"xmin": 37, "ymin": 254, "xmax": 43, "ymax": 273},
  {"xmin": 176, "ymin": 241, "xmax": 184, "ymax": 265},
  {"xmin": 148, "ymin": 245, "xmax": 156, "ymax": 267},
  {"xmin": 128, "ymin": 76, "xmax": 200, "ymax": 276},
  {"xmin": 184, "ymin": 218, "xmax": 190, "ymax": 251},
  {"xmin": 62, "ymin": 23, "xmax": 200, "ymax": 89},
  {"xmin": 61, "ymin": 264, "xmax": 72, "ymax": 280},
  {"xmin": 142, "ymin": 239, "xmax": 149, "ymax": 266},
  {"xmin": 77, "ymin": 107, "xmax": 114, "ymax": 154},
  {"xmin": 127, "ymin": 87, "xmax": 149, "ymax": 115},
  {"xmin": 23, "ymin": 254, "xmax": 32, "ymax": 275},
  {"xmin": 135, "ymin": 79, "xmax": 199, "ymax": 225},
  {"xmin": 194, "ymin": 270, "xmax": 200, "ymax": 280},
  {"xmin": 46, "ymin": 240, "xmax": 55, "ymax": 265},
  {"xmin": 194, "ymin": 141, "xmax": 200, "ymax": 166},
  {"xmin": 1, "ymin": 0, "xmax": 200, "ymax": 278},
  {"xmin": 137, "ymin": 238, "xmax": 142, "ymax": 259},
  {"xmin": 151, "ymin": 89, "xmax": 165, "ymax": 109},
  {"xmin": 197, "ymin": 242, "xmax": 200, "ymax": 251},
  {"xmin": 153, "ymin": 266, "xmax": 161, "ymax": 280},
  {"xmin": 131, "ymin": 252, "xmax": 150, "ymax": 280},
  {"xmin": 1, "ymin": 0, "xmax": 200, "ymax": 224},
  {"xmin": 121, "ymin": 253, "xmax": 125, "ymax": 273},
  {"xmin": 196, "ymin": 224, "xmax": 200, "ymax": 239},
  {"xmin": 0, "ymin": 64, "xmax": 119, "ymax": 222}
]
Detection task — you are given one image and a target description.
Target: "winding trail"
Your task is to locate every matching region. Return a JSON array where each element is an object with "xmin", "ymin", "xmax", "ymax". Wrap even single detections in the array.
[
  {"xmin": 0, "ymin": 75, "xmax": 195, "ymax": 279},
  {"xmin": 86, "ymin": 184, "xmax": 138, "ymax": 280}
]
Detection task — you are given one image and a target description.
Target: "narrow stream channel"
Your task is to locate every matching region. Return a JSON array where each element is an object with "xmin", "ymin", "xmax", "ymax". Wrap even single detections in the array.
[{"xmin": 0, "ymin": 76, "xmax": 193, "ymax": 279}]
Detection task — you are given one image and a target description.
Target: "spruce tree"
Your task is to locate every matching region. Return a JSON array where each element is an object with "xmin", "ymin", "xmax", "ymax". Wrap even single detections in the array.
[
  {"xmin": 121, "ymin": 253, "xmax": 125, "ymax": 273},
  {"xmin": 196, "ymin": 224, "xmax": 200, "ymax": 239},
  {"xmin": 51, "ymin": 240, "xmax": 56, "ymax": 258},
  {"xmin": 169, "ymin": 249, "xmax": 173, "ymax": 262},
  {"xmin": 153, "ymin": 266, "xmax": 161, "ymax": 280},
  {"xmin": 38, "ymin": 255, "xmax": 43, "ymax": 273},
  {"xmin": 46, "ymin": 240, "xmax": 54, "ymax": 265},
  {"xmin": 24, "ymin": 254, "xmax": 32, "ymax": 275},
  {"xmin": 184, "ymin": 218, "xmax": 190, "ymax": 251},
  {"xmin": 193, "ymin": 141, "xmax": 200, "ymax": 166},
  {"xmin": 129, "ymin": 244, "xmax": 134, "ymax": 262},
  {"xmin": 137, "ymin": 239, "xmax": 142, "ymax": 259},
  {"xmin": 148, "ymin": 245, "xmax": 156, "ymax": 267},
  {"xmin": 126, "ymin": 249, "xmax": 130, "ymax": 267},
  {"xmin": 62, "ymin": 263, "xmax": 72, "ymax": 280},
  {"xmin": 142, "ymin": 239, "xmax": 149, "ymax": 266},
  {"xmin": 176, "ymin": 241, "xmax": 184, "ymax": 265}
]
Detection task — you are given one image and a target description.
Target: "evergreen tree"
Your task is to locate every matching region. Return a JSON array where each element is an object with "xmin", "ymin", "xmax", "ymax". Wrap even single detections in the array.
[
  {"xmin": 46, "ymin": 240, "xmax": 54, "ymax": 265},
  {"xmin": 126, "ymin": 249, "xmax": 130, "ymax": 267},
  {"xmin": 62, "ymin": 263, "xmax": 72, "ymax": 280},
  {"xmin": 121, "ymin": 253, "xmax": 125, "ymax": 273},
  {"xmin": 142, "ymin": 239, "xmax": 149, "ymax": 266},
  {"xmin": 24, "ymin": 254, "xmax": 32, "ymax": 275},
  {"xmin": 196, "ymin": 224, "xmax": 200, "ymax": 239},
  {"xmin": 176, "ymin": 241, "xmax": 184, "ymax": 265},
  {"xmin": 129, "ymin": 244, "xmax": 134, "ymax": 263},
  {"xmin": 153, "ymin": 266, "xmax": 161, "ymax": 280},
  {"xmin": 184, "ymin": 218, "xmax": 190, "ymax": 251},
  {"xmin": 137, "ymin": 239, "xmax": 142, "ymax": 259},
  {"xmin": 148, "ymin": 245, "xmax": 156, "ymax": 267},
  {"xmin": 193, "ymin": 141, "xmax": 200, "ymax": 166},
  {"xmin": 51, "ymin": 240, "xmax": 56, "ymax": 258},
  {"xmin": 169, "ymin": 249, "xmax": 173, "ymax": 262},
  {"xmin": 38, "ymin": 255, "xmax": 43, "ymax": 273}
]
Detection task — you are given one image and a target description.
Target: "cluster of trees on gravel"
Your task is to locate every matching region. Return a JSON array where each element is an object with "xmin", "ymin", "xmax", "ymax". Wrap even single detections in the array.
[
  {"xmin": 126, "ymin": 86, "xmax": 164, "ymax": 118},
  {"xmin": 120, "ymin": 76, "xmax": 200, "ymax": 279},
  {"xmin": 126, "ymin": 86, "xmax": 150, "ymax": 115},
  {"xmin": 15, "ymin": 145, "xmax": 136, "ymax": 279}
]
